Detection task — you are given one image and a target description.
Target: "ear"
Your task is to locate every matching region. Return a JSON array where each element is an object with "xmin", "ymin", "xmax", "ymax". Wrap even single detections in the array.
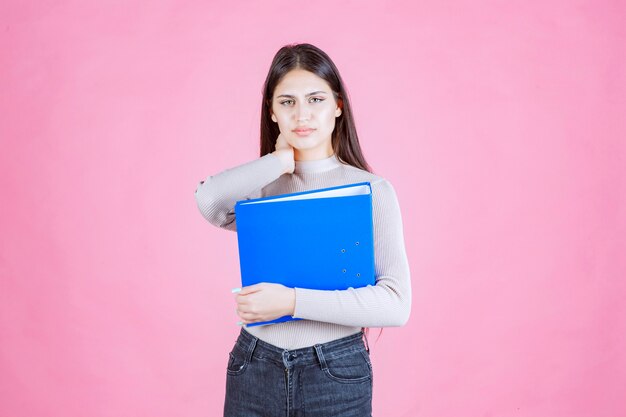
[
  {"xmin": 269, "ymin": 100, "xmax": 277, "ymax": 122},
  {"xmin": 335, "ymin": 107, "xmax": 342, "ymax": 117}
]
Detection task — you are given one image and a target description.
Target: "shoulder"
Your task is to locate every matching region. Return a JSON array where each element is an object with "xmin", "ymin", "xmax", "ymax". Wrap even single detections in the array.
[{"xmin": 340, "ymin": 164, "xmax": 399, "ymax": 204}]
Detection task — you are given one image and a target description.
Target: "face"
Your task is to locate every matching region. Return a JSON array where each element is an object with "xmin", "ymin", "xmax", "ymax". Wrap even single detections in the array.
[{"xmin": 270, "ymin": 69, "xmax": 342, "ymax": 160}]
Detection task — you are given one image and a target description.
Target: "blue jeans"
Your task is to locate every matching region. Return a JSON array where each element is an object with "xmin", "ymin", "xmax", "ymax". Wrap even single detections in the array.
[{"xmin": 224, "ymin": 327, "xmax": 373, "ymax": 417}]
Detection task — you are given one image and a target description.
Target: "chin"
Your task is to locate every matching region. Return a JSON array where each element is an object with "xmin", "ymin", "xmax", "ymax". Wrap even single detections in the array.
[{"xmin": 287, "ymin": 139, "xmax": 318, "ymax": 150}]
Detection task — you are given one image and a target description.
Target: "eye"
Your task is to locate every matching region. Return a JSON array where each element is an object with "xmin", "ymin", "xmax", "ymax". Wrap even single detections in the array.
[
  {"xmin": 310, "ymin": 97, "xmax": 324, "ymax": 103},
  {"xmin": 280, "ymin": 100, "xmax": 294, "ymax": 106}
]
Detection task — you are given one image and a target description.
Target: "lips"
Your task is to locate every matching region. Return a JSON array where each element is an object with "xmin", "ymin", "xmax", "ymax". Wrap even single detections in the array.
[{"xmin": 293, "ymin": 128, "xmax": 315, "ymax": 137}]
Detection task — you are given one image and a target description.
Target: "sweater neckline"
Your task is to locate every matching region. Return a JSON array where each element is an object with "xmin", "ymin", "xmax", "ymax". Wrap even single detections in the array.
[{"xmin": 294, "ymin": 153, "xmax": 343, "ymax": 174}]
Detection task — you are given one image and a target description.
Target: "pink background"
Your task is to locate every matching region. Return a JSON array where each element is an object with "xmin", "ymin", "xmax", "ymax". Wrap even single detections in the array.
[{"xmin": 1, "ymin": 1, "xmax": 625, "ymax": 416}]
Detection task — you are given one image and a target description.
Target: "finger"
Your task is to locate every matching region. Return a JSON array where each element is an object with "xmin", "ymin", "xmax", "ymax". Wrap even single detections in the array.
[
  {"xmin": 238, "ymin": 311, "xmax": 257, "ymax": 322},
  {"xmin": 239, "ymin": 284, "xmax": 263, "ymax": 295},
  {"xmin": 236, "ymin": 295, "xmax": 252, "ymax": 305},
  {"xmin": 236, "ymin": 301, "xmax": 254, "ymax": 313}
]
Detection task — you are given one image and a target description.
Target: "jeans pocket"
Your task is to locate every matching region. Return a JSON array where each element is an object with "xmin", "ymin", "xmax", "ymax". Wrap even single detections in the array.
[
  {"xmin": 323, "ymin": 349, "xmax": 372, "ymax": 384},
  {"xmin": 226, "ymin": 343, "xmax": 250, "ymax": 376}
]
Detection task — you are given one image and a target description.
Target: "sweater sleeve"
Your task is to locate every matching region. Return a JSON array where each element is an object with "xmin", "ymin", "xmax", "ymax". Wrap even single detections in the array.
[
  {"xmin": 292, "ymin": 179, "xmax": 412, "ymax": 327},
  {"xmin": 194, "ymin": 153, "xmax": 285, "ymax": 232}
]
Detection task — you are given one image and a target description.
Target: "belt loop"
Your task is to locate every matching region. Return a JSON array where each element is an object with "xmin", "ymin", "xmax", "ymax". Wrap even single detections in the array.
[
  {"xmin": 362, "ymin": 328, "xmax": 370, "ymax": 353},
  {"xmin": 246, "ymin": 333, "xmax": 258, "ymax": 362},
  {"xmin": 313, "ymin": 344, "xmax": 328, "ymax": 371}
]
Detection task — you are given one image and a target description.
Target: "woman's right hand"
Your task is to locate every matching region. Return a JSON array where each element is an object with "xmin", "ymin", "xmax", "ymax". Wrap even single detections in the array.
[{"xmin": 272, "ymin": 133, "xmax": 295, "ymax": 174}]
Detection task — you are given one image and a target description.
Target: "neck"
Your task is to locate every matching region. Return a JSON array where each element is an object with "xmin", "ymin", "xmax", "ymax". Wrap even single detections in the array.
[{"xmin": 293, "ymin": 153, "xmax": 343, "ymax": 174}]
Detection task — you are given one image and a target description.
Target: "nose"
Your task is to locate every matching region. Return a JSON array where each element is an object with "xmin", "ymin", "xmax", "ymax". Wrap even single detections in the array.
[{"xmin": 295, "ymin": 102, "xmax": 311, "ymax": 122}]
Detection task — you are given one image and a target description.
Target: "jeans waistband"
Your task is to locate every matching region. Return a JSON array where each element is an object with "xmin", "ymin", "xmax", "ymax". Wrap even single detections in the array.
[{"xmin": 235, "ymin": 328, "xmax": 368, "ymax": 369}]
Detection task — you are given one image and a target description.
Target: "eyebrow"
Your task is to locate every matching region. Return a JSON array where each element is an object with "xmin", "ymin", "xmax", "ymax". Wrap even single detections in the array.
[{"xmin": 276, "ymin": 90, "xmax": 328, "ymax": 99}]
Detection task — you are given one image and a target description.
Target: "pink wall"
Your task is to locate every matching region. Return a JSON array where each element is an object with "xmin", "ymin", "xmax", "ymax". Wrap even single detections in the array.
[{"xmin": 1, "ymin": 1, "xmax": 624, "ymax": 416}]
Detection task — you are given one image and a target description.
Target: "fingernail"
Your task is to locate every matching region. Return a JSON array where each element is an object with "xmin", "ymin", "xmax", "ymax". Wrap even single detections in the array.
[
  {"xmin": 231, "ymin": 288, "xmax": 241, "ymax": 293},
  {"xmin": 237, "ymin": 321, "xmax": 244, "ymax": 326}
]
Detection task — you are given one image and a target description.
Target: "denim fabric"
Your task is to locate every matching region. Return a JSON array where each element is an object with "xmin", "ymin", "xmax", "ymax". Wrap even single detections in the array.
[{"xmin": 223, "ymin": 328, "xmax": 373, "ymax": 417}]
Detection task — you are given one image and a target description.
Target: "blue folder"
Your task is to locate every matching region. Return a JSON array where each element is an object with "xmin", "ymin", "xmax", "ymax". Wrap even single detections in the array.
[{"xmin": 234, "ymin": 181, "xmax": 375, "ymax": 327}]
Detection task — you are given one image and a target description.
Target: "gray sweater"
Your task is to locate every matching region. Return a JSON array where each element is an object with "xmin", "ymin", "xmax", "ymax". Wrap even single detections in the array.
[{"xmin": 194, "ymin": 152, "xmax": 411, "ymax": 349}]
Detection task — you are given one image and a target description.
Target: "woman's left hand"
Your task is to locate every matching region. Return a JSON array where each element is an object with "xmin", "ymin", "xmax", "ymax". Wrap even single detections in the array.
[{"xmin": 235, "ymin": 283, "xmax": 296, "ymax": 325}]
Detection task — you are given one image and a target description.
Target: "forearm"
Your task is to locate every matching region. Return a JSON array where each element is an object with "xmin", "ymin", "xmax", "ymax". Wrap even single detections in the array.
[
  {"xmin": 293, "ymin": 271, "xmax": 411, "ymax": 327},
  {"xmin": 194, "ymin": 153, "xmax": 286, "ymax": 229}
]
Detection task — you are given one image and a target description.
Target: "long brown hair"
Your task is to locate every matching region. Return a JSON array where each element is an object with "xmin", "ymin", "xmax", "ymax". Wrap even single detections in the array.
[{"xmin": 259, "ymin": 43, "xmax": 372, "ymax": 173}]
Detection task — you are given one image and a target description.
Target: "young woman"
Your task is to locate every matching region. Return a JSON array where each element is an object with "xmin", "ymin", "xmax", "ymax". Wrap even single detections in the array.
[{"xmin": 194, "ymin": 43, "xmax": 411, "ymax": 417}]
